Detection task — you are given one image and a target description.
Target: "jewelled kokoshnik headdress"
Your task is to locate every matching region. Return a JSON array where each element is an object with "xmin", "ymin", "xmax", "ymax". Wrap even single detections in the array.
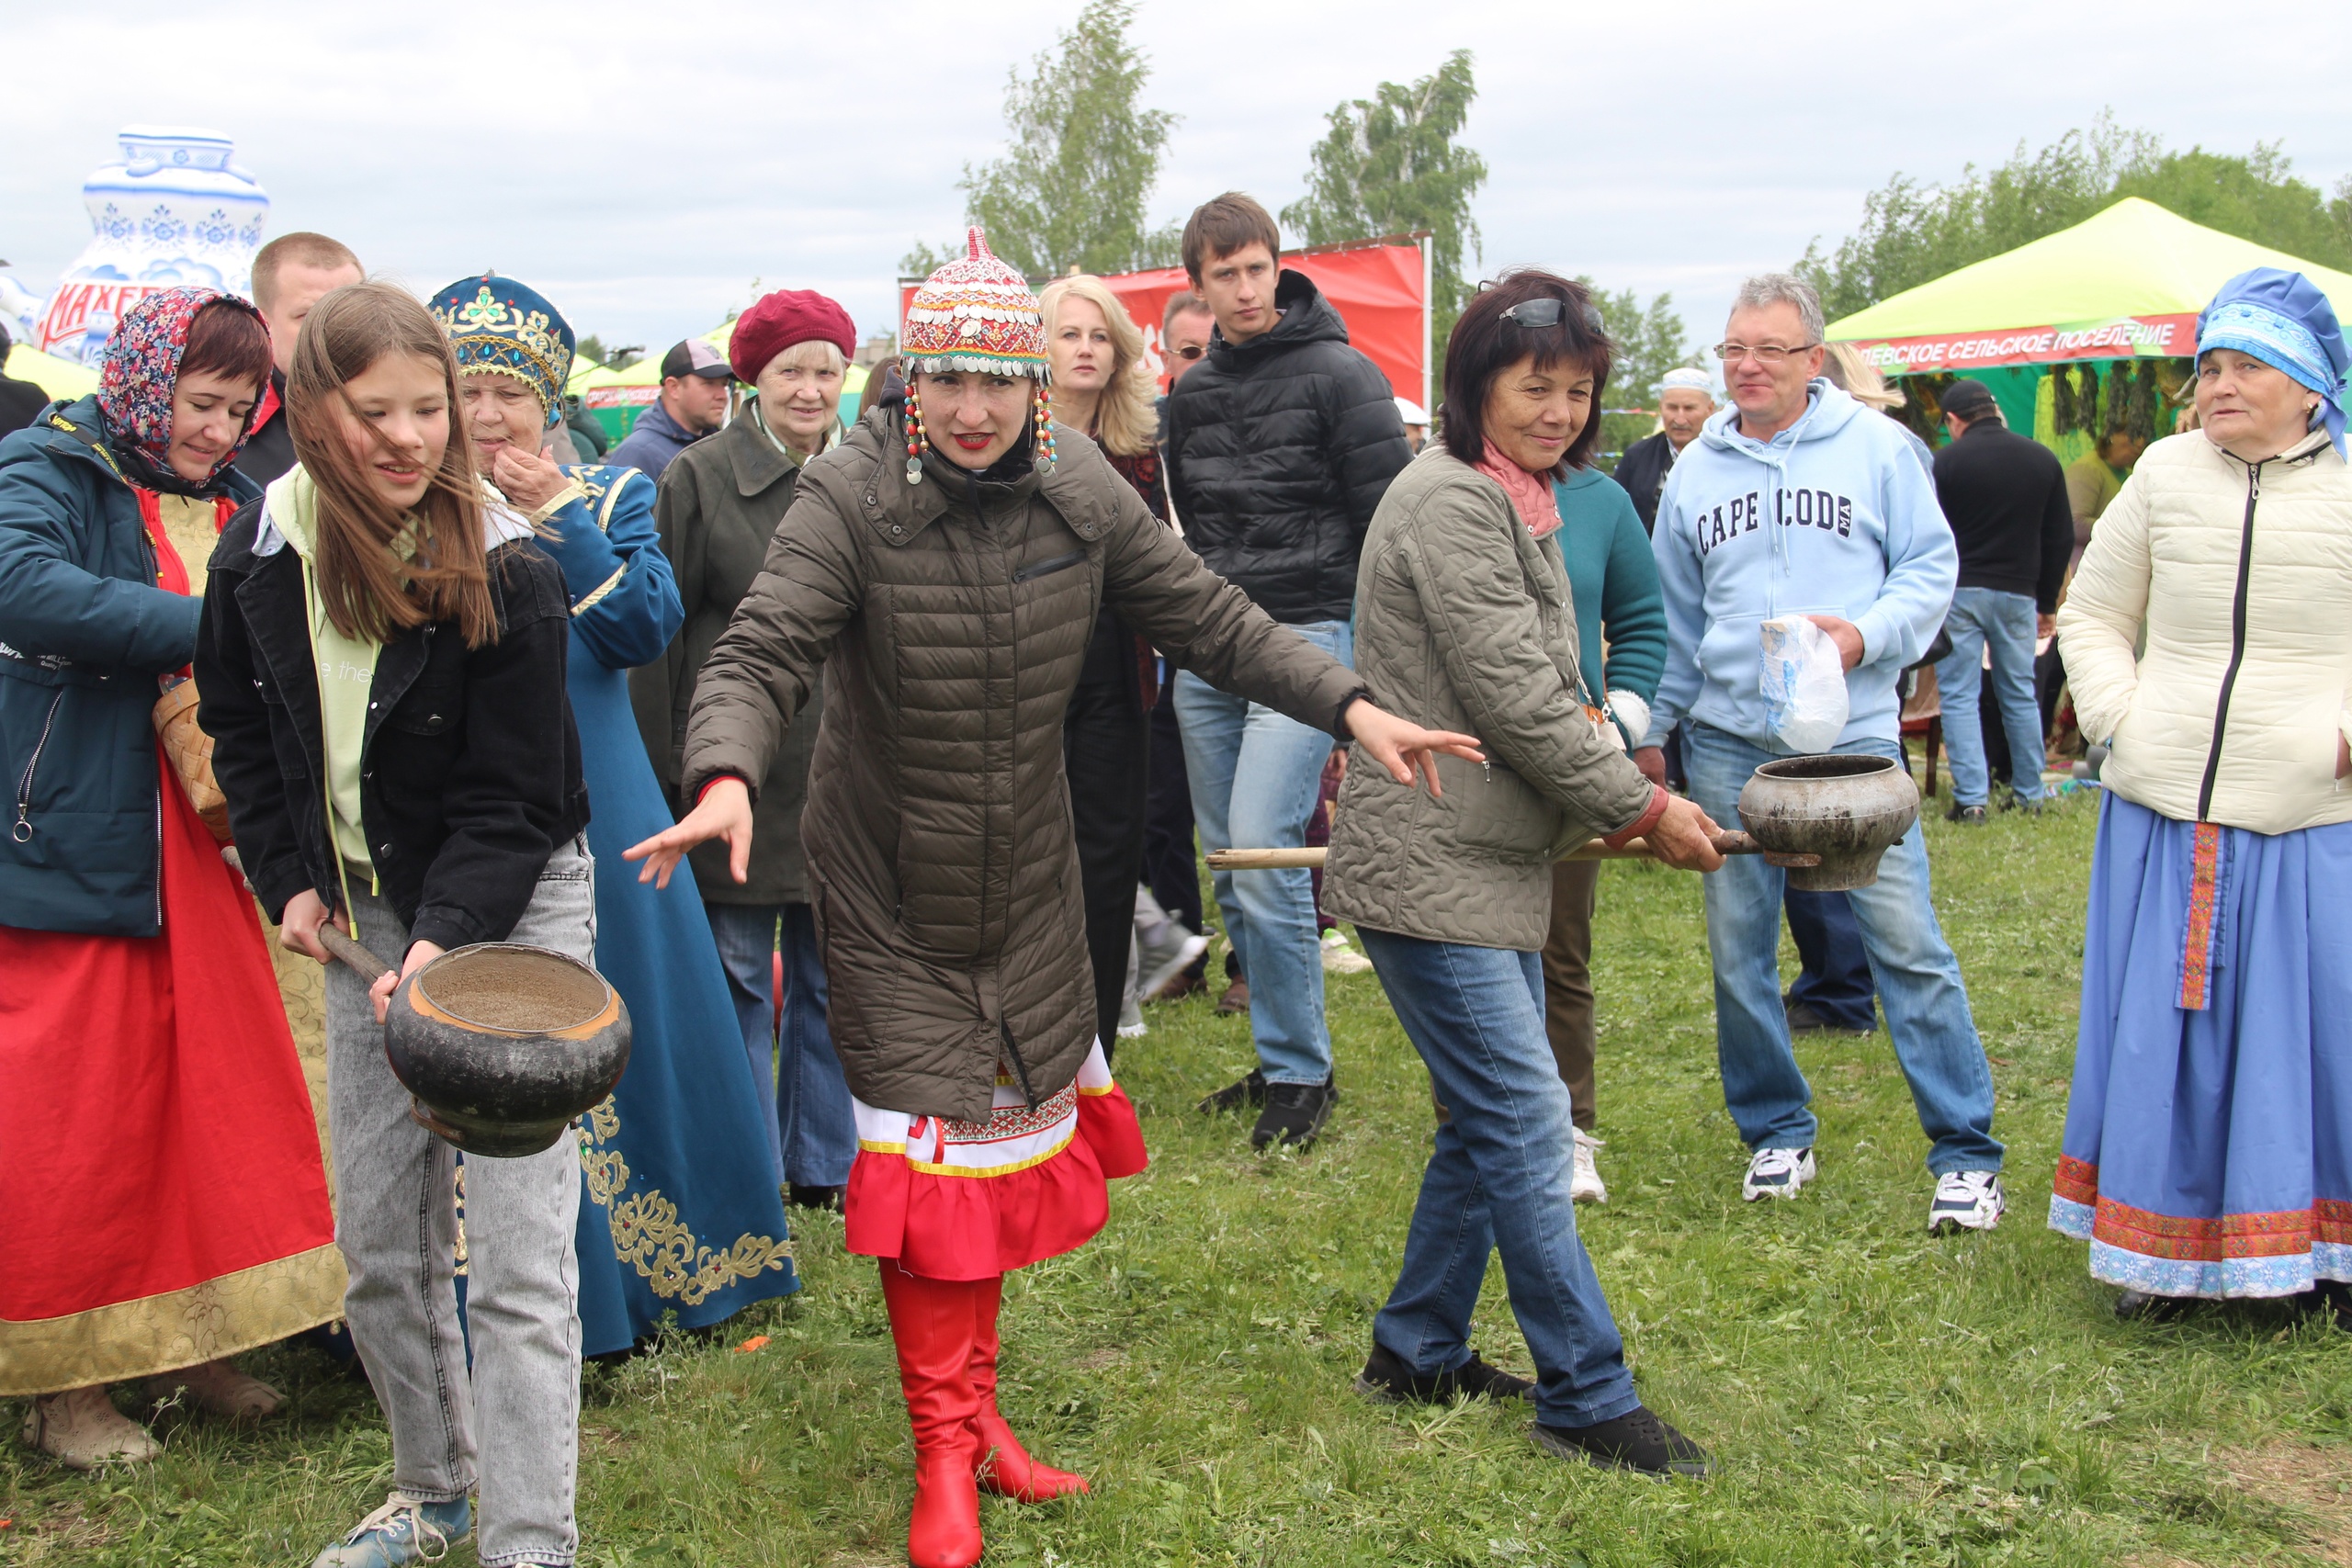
[
  {"xmin": 897, "ymin": 227, "xmax": 1054, "ymax": 483},
  {"xmin": 429, "ymin": 274, "xmax": 577, "ymax": 431}
]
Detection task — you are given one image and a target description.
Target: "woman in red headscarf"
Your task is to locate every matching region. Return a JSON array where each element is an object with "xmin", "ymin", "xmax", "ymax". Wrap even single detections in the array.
[{"xmin": 0, "ymin": 288, "xmax": 341, "ymax": 1468}]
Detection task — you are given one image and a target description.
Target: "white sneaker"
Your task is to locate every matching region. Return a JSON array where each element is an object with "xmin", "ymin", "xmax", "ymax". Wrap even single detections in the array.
[
  {"xmin": 1928, "ymin": 1169, "xmax": 2006, "ymax": 1234},
  {"xmin": 1570, "ymin": 1129, "xmax": 1608, "ymax": 1204},
  {"xmin": 1320, "ymin": 929, "xmax": 1374, "ymax": 974},
  {"xmin": 1140, "ymin": 931, "xmax": 1210, "ymax": 1000},
  {"xmin": 1116, "ymin": 992, "xmax": 1147, "ymax": 1038},
  {"xmin": 1742, "ymin": 1145, "xmax": 1815, "ymax": 1201}
]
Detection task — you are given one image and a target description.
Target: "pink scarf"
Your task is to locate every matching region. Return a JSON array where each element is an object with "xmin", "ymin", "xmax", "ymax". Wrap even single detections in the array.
[{"xmin": 1474, "ymin": 442, "xmax": 1562, "ymax": 539}]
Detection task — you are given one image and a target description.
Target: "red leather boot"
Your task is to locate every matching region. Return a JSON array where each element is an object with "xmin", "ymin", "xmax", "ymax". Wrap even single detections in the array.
[
  {"xmin": 968, "ymin": 1274, "xmax": 1091, "ymax": 1503},
  {"xmin": 879, "ymin": 1263, "xmax": 986, "ymax": 1568}
]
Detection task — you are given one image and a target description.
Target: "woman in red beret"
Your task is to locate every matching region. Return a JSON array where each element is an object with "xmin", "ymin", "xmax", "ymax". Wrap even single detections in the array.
[{"xmin": 631, "ymin": 288, "xmax": 864, "ymax": 1209}]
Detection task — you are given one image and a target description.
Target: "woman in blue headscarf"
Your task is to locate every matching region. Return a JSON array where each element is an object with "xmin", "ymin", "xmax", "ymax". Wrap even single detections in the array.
[
  {"xmin": 2052, "ymin": 267, "xmax": 2352, "ymax": 1317},
  {"xmin": 429, "ymin": 276, "xmax": 797, "ymax": 1355}
]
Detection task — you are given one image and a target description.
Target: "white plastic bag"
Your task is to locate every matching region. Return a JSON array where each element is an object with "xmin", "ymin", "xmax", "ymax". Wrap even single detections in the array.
[{"xmin": 1758, "ymin": 616, "xmax": 1849, "ymax": 754}]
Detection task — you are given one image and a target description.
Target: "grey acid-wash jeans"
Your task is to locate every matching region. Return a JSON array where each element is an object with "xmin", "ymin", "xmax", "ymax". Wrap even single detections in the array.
[{"xmin": 322, "ymin": 836, "xmax": 593, "ymax": 1568}]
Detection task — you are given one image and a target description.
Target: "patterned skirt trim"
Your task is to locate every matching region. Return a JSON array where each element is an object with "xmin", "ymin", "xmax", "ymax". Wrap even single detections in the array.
[{"xmin": 844, "ymin": 1043, "xmax": 1148, "ymax": 1280}]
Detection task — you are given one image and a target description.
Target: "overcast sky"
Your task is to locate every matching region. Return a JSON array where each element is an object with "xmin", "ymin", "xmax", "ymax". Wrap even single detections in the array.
[{"xmin": 8, "ymin": 1, "xmax": 2347, "ymax": 363}]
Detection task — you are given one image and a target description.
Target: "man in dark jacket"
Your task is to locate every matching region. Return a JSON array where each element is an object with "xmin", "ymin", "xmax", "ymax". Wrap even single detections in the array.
[
  {"xmin": 0, "ymin": 323, "xmax": 51, "ymax": 435},
  {"xmin": 1163, "ymin": 191, "xmax": 1412, "ymax": 1152},
  {"xmin": 608, "ymin": 338, "xmax": 731, "ymax": 479},
  {"xmin": 235, "ymin": 231, "xmax": 364, "ymax": 484},
  {"xmin": 1928, "ymin": 378, "xmax": 2072, "ymax": 822},
  {"xmin": 1610, "ymin": 367, "xmax": 1715, "ymax": 534}
]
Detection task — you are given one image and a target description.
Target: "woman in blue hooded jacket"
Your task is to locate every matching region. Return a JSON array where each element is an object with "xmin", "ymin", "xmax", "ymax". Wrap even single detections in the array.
[{"xmin": 0, "ymin": 288, "xmax": 341, "ymax": 1467}]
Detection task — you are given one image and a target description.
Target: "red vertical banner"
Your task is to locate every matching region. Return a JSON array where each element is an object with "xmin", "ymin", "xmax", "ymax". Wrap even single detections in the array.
[{"xmin": 899, "ymin": 237, "xmax": 1430, "ymax": 403}]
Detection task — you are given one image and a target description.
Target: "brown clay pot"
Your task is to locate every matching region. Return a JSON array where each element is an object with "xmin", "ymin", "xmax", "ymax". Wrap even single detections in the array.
[
  {"xmin": 1736, "ymin": 754, "xmax": 1920, "ymax": 891},
  {"xmin": 384, "ymin": 943, "xmax": 632, "ymax": 1157}
]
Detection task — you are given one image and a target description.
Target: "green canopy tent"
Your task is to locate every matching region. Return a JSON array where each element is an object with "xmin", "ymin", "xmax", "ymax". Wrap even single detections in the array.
[
  {"xmin": 1826, "ymin": 197, "xmax": 2352, "ymax": 460},
  {"xmin": 575, "ymin": 320, "xmax": 869, "ymax": 444}
]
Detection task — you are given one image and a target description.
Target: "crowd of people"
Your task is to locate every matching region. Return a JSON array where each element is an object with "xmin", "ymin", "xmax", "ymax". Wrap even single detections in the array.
[{"xmin": 0, "ymin": 185, "xmax": 2347, "ymax": 1568}]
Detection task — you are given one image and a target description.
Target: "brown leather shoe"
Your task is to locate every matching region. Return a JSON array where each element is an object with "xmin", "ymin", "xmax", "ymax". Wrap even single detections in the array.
[{"xmin": 1215, "ymin": 977, "xmax": 1250, "ymax": 1015}]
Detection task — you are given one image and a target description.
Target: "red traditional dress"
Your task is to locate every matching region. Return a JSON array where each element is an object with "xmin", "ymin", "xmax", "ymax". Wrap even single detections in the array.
[{"xmin": 0, "ymin": 479, "xmax": 341, "ymax": 1396}]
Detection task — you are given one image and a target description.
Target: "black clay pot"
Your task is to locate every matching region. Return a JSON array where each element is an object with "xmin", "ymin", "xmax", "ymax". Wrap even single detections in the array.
[
  {"xmin": 1737, "ymin": 754, "xmax": 1920, "ymax": 891},
  {"xmin": 384, "ymin": 943, "xmax": 632, "ymax": 1157}
]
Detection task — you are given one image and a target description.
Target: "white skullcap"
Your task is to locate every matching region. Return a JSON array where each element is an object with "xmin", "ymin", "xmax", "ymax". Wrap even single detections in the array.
[
  {"xmin": 1394, "ymin": 396, "xmax": 1430, "ymax": 425},
  {"xmin": 1659, "ymin": 367, "xmax": 1714, "ymax": 395}
]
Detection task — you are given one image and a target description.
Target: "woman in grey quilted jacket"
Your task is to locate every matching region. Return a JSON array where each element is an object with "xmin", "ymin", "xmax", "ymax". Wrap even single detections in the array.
[
  {"xmin": 625, "ymin": 231, "xmax": 1477, "ymax": 1568},
  {"xmin": 1326, "ymin": 271, "xmax": 1723, "ymax": 1478}
]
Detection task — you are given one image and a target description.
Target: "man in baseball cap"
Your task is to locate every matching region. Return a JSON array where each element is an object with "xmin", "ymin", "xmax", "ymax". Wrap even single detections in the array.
[{"xmin": 608, "ymin": 335, "xmax": 735, "ymax": 479}]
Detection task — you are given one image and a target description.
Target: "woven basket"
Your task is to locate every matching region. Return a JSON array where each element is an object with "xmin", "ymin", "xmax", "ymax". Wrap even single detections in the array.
[{"xmin": 153, "ymin": 679, "xmax": 232, "ymax": 843}]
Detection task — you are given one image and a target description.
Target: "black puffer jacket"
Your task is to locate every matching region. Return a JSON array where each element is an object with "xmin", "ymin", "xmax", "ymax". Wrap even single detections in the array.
[{"xmin": 1164, "ymin": 270, "xmax": 1411, "ymax": 624}]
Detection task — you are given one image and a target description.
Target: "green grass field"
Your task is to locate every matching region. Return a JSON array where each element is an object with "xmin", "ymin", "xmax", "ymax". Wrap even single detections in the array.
[{"xmin": 10, "ymin": 788, "xmax": 2352, "ymax": 1566}]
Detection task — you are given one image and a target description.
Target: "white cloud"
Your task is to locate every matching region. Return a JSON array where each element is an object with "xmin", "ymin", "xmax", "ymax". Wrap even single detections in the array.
[{"xmin": 6, "ymin": 0, "xmax": 2345, "ymax": 355}]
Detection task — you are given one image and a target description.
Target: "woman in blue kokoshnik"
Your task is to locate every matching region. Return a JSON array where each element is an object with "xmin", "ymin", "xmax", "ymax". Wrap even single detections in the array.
[
  {"xmin": 429, "ymin": 274, "xmax": 797, "ymax": 1351},
  {"xmin": 2052, "ymin": 267, "xmax": 2352, "ymax": 1317}
]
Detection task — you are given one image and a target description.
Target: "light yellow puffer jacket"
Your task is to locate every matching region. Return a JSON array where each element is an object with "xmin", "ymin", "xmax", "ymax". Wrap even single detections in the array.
[{"xmin": 2056, "ymin": 428, "xmax": 2352, "ymax": 834}]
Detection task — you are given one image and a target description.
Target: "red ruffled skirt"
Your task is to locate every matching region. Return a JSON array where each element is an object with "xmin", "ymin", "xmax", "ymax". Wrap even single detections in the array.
[
  {"xmin": 0, "ymin": 748, "xmax": 341, "ymax": 1393},
  {"xmin": 844, "ymin": 1042, "xmax": 1148, "ymax": 1280}
]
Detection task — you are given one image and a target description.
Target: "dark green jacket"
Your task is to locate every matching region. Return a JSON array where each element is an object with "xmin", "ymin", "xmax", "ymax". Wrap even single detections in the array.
[
  {"xmin": 630, "ymin": 403, "xmax": 826, "ymax": 904},
  {"xmin": 0, "ymin": 398, "xmax": 258, "ymax": 935}
]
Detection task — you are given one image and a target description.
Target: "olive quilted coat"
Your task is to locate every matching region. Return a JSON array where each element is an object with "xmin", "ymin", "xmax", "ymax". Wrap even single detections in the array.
[{"xmin": 683, "ymin": 410, "xmax": 1363, "ymax": 1121}]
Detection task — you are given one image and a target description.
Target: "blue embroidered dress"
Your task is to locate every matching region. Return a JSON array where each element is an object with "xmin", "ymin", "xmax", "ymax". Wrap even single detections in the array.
[
  {"xmin": 432, "ymin": 273, "xmax": 795, "ymax": 1348},
  {"xmin": 529, "ymin": 463, "xmax": 798, "ymax": 1348}
]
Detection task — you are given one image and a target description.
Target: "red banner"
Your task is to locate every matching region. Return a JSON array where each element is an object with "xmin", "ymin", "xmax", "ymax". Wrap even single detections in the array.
[
  {"xmin": 899, "ymin": 238, "xmax": 1430, "ymax": 406},
  {"xmin": 1840, "ymin": 313, "xmax": 2197, "ymax": 373}
]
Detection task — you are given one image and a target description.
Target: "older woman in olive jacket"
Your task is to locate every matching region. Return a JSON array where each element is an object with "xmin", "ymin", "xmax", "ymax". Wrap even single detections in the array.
[
  {"xmin": 1326, "ymin": 271, "xmax": 1721, "ymax": 1479},
  {"xmin": 630, "ymin": 288, "xmax": 856, "ymax": 1207}
]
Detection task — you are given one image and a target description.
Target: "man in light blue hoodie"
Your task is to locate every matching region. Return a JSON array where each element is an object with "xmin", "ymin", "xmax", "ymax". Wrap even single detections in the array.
[{"xmin": 1637, "ymin": 274, "xmax": 2005, "ymax": 1235}]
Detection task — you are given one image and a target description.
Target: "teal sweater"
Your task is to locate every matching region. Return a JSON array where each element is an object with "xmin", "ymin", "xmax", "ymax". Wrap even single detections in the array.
[{"xmin": 1553, "ymin": 467, "xmax": 1667, "ymax": 741}]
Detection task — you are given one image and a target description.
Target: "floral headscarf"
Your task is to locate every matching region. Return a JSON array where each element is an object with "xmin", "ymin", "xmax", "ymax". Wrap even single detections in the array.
[{"xmin": 96, "ymin": 286, "xmax": 271, "ymax": 489}]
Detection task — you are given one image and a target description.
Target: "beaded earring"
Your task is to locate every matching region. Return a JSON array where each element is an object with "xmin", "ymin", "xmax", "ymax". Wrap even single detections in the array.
[
  {"xmin": 1035, "ymin": 380, "xmax": 1057, "ymax": 472},
  {"xmin": 903, "ymin": 378, "xmax": 926, "ymax": 485}
]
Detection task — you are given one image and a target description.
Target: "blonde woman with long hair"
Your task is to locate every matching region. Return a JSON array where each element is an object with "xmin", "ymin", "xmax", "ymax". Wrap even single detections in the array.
[{"xmin": 1038, "ymin": 276, "xmax": 1182, "ymax": 1047}]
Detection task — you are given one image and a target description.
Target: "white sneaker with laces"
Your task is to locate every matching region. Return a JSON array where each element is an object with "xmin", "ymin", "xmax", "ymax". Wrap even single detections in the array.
[
  {"xmin": 1742, "ymin": 1145, "xmax": 1815, "ymax": 1201},
  {"xmin": 1570, "ymin": 1128, "xmax": 1608, "ymax": 1204},
  {"xmin": 1320, "ymin": 929, "xmax": 1374, "ymax": 974},
  {"xmin": 1928, "ymin": 1169, "xmax": 2006, "ymax": 1233}
]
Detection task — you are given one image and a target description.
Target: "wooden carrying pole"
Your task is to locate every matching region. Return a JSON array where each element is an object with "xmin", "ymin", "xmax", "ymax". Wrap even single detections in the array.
[{"xmin": 1205, "ymin": 830, "xmax": 1808, "ymax": 873}]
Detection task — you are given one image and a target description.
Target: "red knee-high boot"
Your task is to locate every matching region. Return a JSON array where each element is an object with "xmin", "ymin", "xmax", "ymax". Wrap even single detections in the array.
[
  {"xmin": 879, "ymin": 1262, "xmax": 987, "ymax": 1568},
  {"xmin": 968, "ymin": 1274, "xmax": 1091, "ymax": 1503}
]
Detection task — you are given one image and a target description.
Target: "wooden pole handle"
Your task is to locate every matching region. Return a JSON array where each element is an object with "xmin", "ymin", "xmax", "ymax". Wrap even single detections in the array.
[
  {"xmin": 317, "ymin": 924, "xmax": 396, "ymax": 983},
  {"xmin": 224, "ymin": 845, "xmax": 398, "ymax": 979},
  {"xmin": 1204, "ymin": 830, "xmax": 1816, "ymax": 872}
]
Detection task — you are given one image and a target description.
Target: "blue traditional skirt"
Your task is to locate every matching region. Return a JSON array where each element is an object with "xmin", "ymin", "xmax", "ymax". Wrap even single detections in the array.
[
  {"xmin": 2050, "ymin": 793, "xmax": 2352, "ymax": 1298},
  {"xmin": 567, "ymin": 660, "xmax": 798, "ymax": 1349}
]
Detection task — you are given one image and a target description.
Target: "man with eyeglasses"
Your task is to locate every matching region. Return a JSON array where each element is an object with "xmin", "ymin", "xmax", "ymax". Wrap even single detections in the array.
[{"xmin": 1638, "ymin": 273, "xmax": 2005, "ymax": 1235}]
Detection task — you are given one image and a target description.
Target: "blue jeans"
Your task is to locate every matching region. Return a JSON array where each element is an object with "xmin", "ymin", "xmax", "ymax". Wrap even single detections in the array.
[
  {"xmin": 1355, "ymin": 928, "xmax": 1640, "ymax": 1428},
  {"xmin": 1174, "ymin": 619, "xmax": 1351, "ymax": 1085},
  {"xmin": 1784, "ymin": 889, "xmax": 1877, "ymax": 1031},
  {"xmin": 706, "ymin": 901, "xmax": 854, "ymax": 1189},
  {"xmin": 1935, "ymin": 586, "xmax": 2046, "ymax": 807},
  {"xmin": 1684, "ymin": 722, "xmax": 2003, "ymax": 1175}
]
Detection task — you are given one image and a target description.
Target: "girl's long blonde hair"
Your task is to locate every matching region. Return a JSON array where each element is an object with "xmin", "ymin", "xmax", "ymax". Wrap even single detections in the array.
[
  {"xmin": 1040, "ymin": 275, "xmax": 1158, "ymax": 457},
  {"xmin": 287, "ymin": 281, "xmax": 497, "ymax": 648}
]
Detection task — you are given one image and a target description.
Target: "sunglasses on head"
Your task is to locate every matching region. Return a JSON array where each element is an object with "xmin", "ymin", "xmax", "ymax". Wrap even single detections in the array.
[{"xmin": 1496, "ymin": 295, "xmax": 1604, "ymax": 334}]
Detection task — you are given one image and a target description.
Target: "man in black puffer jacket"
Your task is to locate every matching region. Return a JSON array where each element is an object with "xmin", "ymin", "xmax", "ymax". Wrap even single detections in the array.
[{"xmin": 1164, "ymin": 192, "xmax": 1412, "ymax": 1154}]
